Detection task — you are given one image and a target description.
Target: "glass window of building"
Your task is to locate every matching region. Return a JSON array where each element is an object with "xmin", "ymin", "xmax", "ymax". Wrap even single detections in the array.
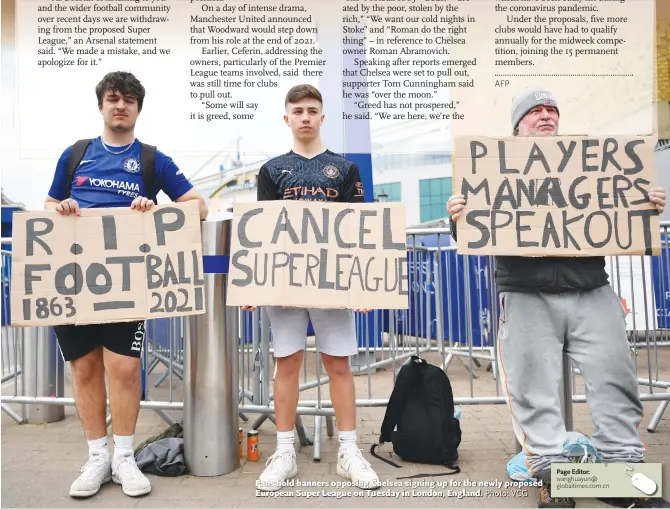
[
  {"xmin": 373, "ymin": 182, "xmax": 401, "ymax": 202},
  {"xmin": 419, "ymin": 177, "xmax": 452, "ymax": 222}
]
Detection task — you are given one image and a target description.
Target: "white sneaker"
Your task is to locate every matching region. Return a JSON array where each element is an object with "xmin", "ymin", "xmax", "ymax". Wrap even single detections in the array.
[
  {"xmin": 69, "ymin": 452, "xmax": 112, "ymax": 497},
  {"xmin": 337, "ymin": 447, "xmax": 381, "ymax": 489},
  {"xmin": 256, "ymin": 449, "xmax": 298, "ymax": 491},
  {"xmin": 112, "ymin": 453, "xmax": 152, "ymax": 497}
]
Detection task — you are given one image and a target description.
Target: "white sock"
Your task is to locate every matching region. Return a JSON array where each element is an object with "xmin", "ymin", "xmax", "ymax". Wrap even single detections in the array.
[
  {"xmin": 113, "ymin": 434, "xmax": 134, "ymax": 460},
  {"xmin": 276, "ymin": 430, "xmax": 295, "ymax": 453},
  {"xmin": 338, "ymin": 429, "xmax": 357, "ymax": 451},
  {"xmin": 88, "ymin": 436, "xmax": 109, "ymax": 459}
]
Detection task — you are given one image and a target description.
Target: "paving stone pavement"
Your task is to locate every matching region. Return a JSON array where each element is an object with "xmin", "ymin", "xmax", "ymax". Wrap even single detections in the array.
[{"xmin": 2, "ymin": 349, "xmax": 670, "ymax": 508}]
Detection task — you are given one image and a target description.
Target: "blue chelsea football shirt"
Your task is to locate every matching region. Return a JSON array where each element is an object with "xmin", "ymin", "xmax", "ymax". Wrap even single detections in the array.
[{"xmin": 47, "ymin": 137, "xmax": 193, "ymax": 208}]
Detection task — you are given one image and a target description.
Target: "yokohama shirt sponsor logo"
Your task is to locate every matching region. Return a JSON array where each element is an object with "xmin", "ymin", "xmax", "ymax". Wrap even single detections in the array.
[{"xmin": 79, "ymin": 177, "xmax": 140, "ymax": 192}]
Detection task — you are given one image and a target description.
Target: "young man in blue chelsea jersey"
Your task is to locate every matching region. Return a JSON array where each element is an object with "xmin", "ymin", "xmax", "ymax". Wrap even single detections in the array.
[
  {"xmin": 243, "ymin": 84, "xmax": 381, "ymax": 492},
  {"xmin": 45, "ymin": 71, "xmax": 207, "ymax": 499}
]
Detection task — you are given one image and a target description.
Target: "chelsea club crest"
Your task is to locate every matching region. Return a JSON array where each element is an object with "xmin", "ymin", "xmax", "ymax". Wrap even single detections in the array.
[{"xmin": 124, "ymin": 157, "xmax": 140, "ymax": 174}]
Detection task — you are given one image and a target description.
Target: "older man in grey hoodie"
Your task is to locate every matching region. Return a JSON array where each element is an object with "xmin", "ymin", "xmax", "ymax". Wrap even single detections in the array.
[{"xmin": 447, "ymin": 87, "xmax": 668, "ymax": 509}]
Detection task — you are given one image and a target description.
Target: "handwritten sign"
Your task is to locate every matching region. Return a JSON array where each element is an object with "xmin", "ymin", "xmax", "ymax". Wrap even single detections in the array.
[
  {"xmin": 453, "ymin": 135, "xmax": 661, "ymax": 256},
  {"xmin": 227, "ymin": 201, "xmax": 409, "ymax": 310},
  {"xmin": 10, "ymin": 201, "xmax": 205, "ymax": 326}
]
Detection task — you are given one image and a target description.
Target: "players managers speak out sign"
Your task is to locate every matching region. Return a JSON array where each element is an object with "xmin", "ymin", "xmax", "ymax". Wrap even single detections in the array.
[
  {"xmin": 227, "ymin": 201, "xmax": 409, "ymax": 310},
  {"xmin": 452, "ymin": 135, "xmax": 661, "ymax": 257}
]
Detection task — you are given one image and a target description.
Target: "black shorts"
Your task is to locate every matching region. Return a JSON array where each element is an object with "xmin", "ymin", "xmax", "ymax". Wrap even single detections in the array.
[{"xmin": 53, "ymin": 320, "xmax": 146, "ymax": 362}]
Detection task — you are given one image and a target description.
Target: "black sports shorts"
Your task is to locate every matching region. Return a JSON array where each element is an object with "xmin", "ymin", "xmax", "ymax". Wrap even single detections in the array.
[{"xmin": 53, "ymin": 320, "xmax": 146, "ymax": 362}]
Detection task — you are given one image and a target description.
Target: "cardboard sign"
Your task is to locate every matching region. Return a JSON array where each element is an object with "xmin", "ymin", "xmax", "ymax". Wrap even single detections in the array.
[
  {"xmin": 10, "ymin": 201, "xmax": 205, "ymax": 326},
  {"xmin": 227, "ymin": 201, "xmax": 409, "ymax": 310},
  {"xmin": 453, "ymin": 135, "xmax": 661, "ymax": 257}
]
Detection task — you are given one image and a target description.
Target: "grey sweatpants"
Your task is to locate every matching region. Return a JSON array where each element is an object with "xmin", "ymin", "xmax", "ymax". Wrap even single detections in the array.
[{"xmin": 497, "ymin": 285, "xmax": 645, "ymax": 478}]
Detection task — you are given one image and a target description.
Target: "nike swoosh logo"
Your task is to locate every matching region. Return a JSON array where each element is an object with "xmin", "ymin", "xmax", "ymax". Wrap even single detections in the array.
[{"xmin": 79, "ymin": 160, "xmax": 95, "ymax": 166}]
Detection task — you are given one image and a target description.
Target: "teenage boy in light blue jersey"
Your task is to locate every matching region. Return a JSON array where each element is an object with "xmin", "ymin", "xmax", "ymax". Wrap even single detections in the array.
[{"xmin": 45, "ymin": 71, "xmax": 207, "ymax": 500}]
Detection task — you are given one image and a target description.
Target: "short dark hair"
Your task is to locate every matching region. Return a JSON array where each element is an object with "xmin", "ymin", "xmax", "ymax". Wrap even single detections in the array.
[
  {"xmin": 96, "ymin": 71, "xmax": 145, "ymax": 111},
  {"xmin": 285, "ymin": 84, "xmax": 322, "ymax": 107}
]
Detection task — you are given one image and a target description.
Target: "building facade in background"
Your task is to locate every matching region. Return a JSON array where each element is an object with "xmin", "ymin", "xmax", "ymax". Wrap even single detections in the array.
[
  {"xmin": 192, "ymin": 120, "xmax": 454, "ymax": 227},
  {"xmin": 193, "ymin": 152, "xmax": 453, "ymax": 227}
]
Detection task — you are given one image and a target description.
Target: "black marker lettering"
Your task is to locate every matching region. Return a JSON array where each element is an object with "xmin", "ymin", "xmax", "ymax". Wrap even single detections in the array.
[
  {"xmin": 305, "ymin": 254, "xmax": 319, "ymax": 287},
  {"xmin": 335, "ymin": 254, "xmax": 352, "ymax": 290},
  {"xmin": 614, "ymin": 211, "xmax": 633, "ymax": 251},
  {"xmin": 348, "ymin": 256, "xmax": 364, "ymax": 291},
  {"xmin": 541, "ymin": 214, "xmax": 560, "ymax": 248},
  {"xmin": 568, "ymin": 176, "xmax": 591, "ymax": 209},
  {"xmin": 562, "ymin": 211, "xmax": 583, "ymax": 251},
  {"xmin": 631, "ymin": 178, "xmax": 651, "ymax": 205},
  {"xmin": 271, "ymin": 252, "xmax": 290, "ymax": 287},
  {"xmin": 101, "ymin": 216, "xmax": 117, "ymax": 250},
  {"xmin": 623, "ymin": 139, "xmax": 645, "ymax": 175},
  {"xmin": 491, "ymin": 210, "xmax": 514, "ymax": 247},
  {"xmin": 383, "ymin": 208, "xmax": 405, "ymax": 250},
  {"xmin": 177, "ymin": 252, "xmax": 191, "ymax": 284},
  {"xmin": 106, "ymin": 256, "xmax": 143, "ymax": 291},
  {"xmin": 516, "ymin": 179, "xmax": 536, "ymax": 208},
  {"xmin": 317, "ymin": 248, "xmax": 334, "ymax": 289},
  {"xmin": 384, "ymin": 258, "xmax": 398, "ymax": 292},
  {"xmin": 192, "ymin": 250, "xmax": 204, "ymax": 285},
  {"xmin": 398, "ymin": 257, "xmax": 409, "ymax": 296},
  {"xmin": 94, "ymin": 301, "xmax": 134, "ymax": 311},
  {"xmin": 153, "ymin": 207, "xmax": 185, "ymax": 246},
  {"xmin": 600, "ymin": 138, "xmax": 622, "ymax": 173},
  {"xmin": 271, "ymin": 207, "xmax": 299, "ymax": 245},
  {"xmin": 146, "ymin": 254, "xmax": 163, "ymax": 289},
  {"xmin": 582, "ymin": 139, "xmax": 600, "ymax": 172},
  {"xmin": 498, "ymin": 140, "xmax": 519, "ymax": 174},
  {"xmin": 557, "ymin": 140, "xmax": 577, "ymax": 172},
  {"xmin": 358, "ymin": 211, "xmax": 377, "ymax": 250},
  {"xmin": 462, "ymin": 178, "xmax": 491, "ymax": 206},
  {"xmin": 238, "ymin": 208, "xmax": 263, "ymax": 248},
  {"xmin": 597, "ymin": 177, "xmax": 613, "ymax": 210},
  {"xmin": 470, "ymin": 140, "xmax": 487, "ymax": 174},
  {"xmin": 301, "ymin": 208, "xmax": 328, "ymax": 244},
  {"xmin": 334, "ymin": 208, "xmax": 355, "ymax": 249},
  {"xmin": 365, "ymin": 257, "xmax": 381, "ymax": 292},
  {"xmin": 523, "ymin": 142, "xmax": 551, "ymax": 175},
  {"xmin": 612, "ymin": 175, "xmax": 632, "ymax": 207},
  {"xmin": 535, "ymin": 178, "xmax": 567, "ymax": 208},
  {"xmin": 24, "ymin": 264, "xmax": 50, "ymax": 295},
  {"xmin": 254, "ymin": 253, "xmax": 268, "ymax": 285},
  {"xmin": 584, "ymin": 211, "xmax": 612, "ymax": 248},
  {"xmin": 26, "ymin": 218, "xmax": 54, "ymax": 256},
  {"xmin": 55, "ymin": 262, "xmax": 83, "ymax": 295},
  {"xmin": 86, "ymin": 263, "xmax": 112, "ymax": 295},
  {"xmin": 516, "ymin": 211, "xmax": 538, "ymax": 248},
  {"xmin": 465, "ymin": 211, "xmax": 490, "ymax": 249},
  {"xmin": 628, "ymin": 209, "xmax": 657, "ymax": 255},
  {"xmin": 162, "ymin": 255, "xmax": 178, "ymax": 287},
  {"xmin": 288, "ymin": 253, "xmax": 303, "ymax": 287},
  {"xmin": 492, "ymin": 179, "xmax": 518, "ymax": 210},
  {"xmin": 230, "ymin": 250, "xmax": 252, "ymax": 286}
]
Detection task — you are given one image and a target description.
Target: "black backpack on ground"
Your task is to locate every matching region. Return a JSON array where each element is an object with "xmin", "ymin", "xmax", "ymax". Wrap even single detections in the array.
[
  {"xmin": 64, "ymin": 139, "xmax": 158, "ymax": 202},
  {"xmin": 370, "ymin": 355, "xmax": 462, "ymax": 478}
]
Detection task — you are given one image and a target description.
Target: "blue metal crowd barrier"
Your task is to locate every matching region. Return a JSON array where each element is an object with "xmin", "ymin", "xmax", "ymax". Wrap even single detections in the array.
[
  {"xmin": 1, "ymin": 251, "xmax": 11, "ymax": 326},
  {"xmin": 376, "ymin": 233, "xmax": 492, "ymax": 348},
  {"xmin": 651, "ymin": 235, "xmax": 670, "ymax": 329}
]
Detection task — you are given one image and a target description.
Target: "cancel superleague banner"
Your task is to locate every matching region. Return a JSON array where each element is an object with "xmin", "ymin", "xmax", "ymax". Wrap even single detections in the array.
[
  {"xmin": 226, "ymin": 201, "xmax": 409, "ymax": 310},
  {"xmin": 452, "ymin": 135, "xmax": 661, "ymax": 257}
]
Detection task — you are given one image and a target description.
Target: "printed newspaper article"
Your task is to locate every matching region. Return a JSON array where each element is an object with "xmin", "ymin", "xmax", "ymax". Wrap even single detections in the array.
[{"xmin": 1, "ymin": 0, "xmax": 668, "ymax": 507}]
